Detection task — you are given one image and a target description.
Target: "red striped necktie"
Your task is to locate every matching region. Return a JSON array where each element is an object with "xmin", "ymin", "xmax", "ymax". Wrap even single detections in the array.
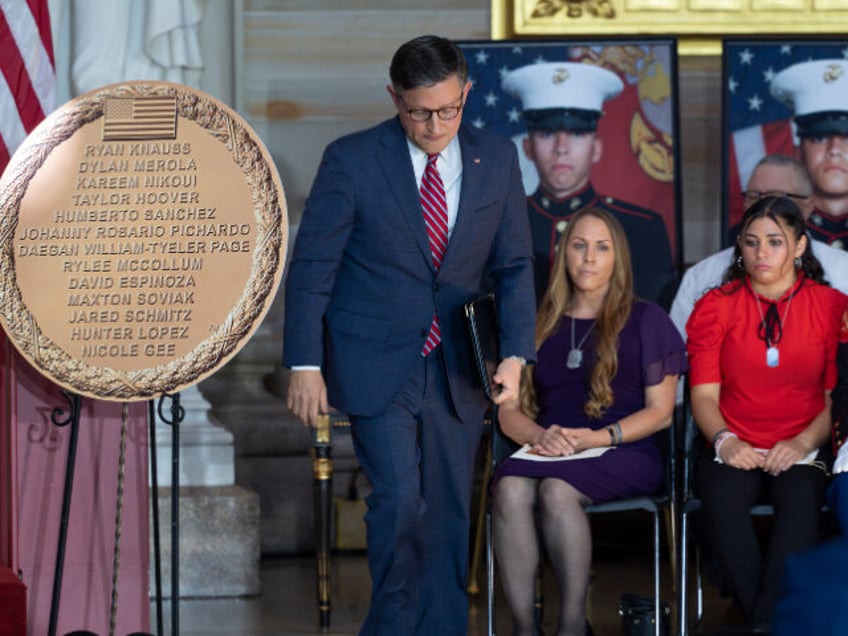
[{"xmin": 421, "ymin": 153, "xmax": 447, "ymax": 355}]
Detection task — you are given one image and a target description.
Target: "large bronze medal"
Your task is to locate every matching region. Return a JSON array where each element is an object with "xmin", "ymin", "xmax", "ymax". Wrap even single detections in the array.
[{"xmin": 0, "ymin": 81, "xmax": 287, "ymax": 401}]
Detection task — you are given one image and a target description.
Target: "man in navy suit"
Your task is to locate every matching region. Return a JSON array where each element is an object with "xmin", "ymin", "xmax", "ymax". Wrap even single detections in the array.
[
  {"xmin": 772, "ymin": 534, "xmax": 848, "ymax": 635},
  {"xmin": 283, "ymin": 35, "xmax": 536, "ymax": 635}
]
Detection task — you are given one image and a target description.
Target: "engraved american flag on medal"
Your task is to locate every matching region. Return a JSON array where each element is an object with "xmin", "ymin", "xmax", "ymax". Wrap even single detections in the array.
[{"xmin": 102, "ymin": 95, "xmax": 177, "ymax": 141}]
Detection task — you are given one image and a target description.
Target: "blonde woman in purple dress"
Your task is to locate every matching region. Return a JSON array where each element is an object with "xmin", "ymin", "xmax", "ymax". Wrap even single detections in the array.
[{"xmin": 491, "ymin": 207, "xmax": 687, "ymax": 636}]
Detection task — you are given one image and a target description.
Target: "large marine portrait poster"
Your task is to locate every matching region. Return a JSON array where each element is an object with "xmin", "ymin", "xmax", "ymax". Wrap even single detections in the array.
[
  {"xmin": 723, "ymin": 39, "xmax": 848, "ymax": 249},
  {"xmin": 458, "ymin": 39, "xmax": 681, "ymax": 307}
]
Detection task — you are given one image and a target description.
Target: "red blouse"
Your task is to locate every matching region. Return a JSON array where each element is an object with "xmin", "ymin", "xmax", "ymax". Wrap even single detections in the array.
[{"xmin": 687, "ymin": 276, "xmax": 848, "ymax": 449}]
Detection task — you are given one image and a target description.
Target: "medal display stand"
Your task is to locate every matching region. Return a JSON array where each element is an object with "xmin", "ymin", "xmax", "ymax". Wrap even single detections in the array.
[
  {"xmin": 151, "ymin": 393, "xmax": 184, "ymax": 636},
  {"xmin": 44, "ymin": 390, "xmax": 160, "ymax": 636},
  {"xmin": 0, "ymin": 80, "xmax": 287, "ymax": 634},
  {"xmin": 42, "ymin": 388, "xmax": 226, "ymax": 636},
  {"xmin": 46, "ymin": 392, "xmax": 82, "ymax": 636},
  {"xmin": 44, "ymin": 390, "xmax": 153, "ymax": 636}
]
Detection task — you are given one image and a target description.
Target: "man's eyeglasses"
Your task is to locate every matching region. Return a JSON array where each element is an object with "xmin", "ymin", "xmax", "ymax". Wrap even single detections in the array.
[
  {"xmin": 399, "ymin": 93, "xmax": 464, "ymax": 123},
  {"xmin": 741, "ymin": 190, "xmax": 809, "ymax": 204}
]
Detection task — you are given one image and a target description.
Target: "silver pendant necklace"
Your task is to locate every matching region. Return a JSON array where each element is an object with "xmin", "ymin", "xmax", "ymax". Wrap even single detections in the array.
[
  {"xmin": 754, "ymin": 289, "xmax": 794, "ymax": 368},
  {"xmin": 567, "ymin": 315, "xmax": 596, "ymax": 370}
]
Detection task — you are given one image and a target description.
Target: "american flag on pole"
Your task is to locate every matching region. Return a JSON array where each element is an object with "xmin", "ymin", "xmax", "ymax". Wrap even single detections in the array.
[
  {"xmin": 458, "ymin": 39, "xmax": 680, "ymax": 259},
  {"xmin": 0, "ymin": 0, "xmax": 55, "ymax": 175},
  {"xmin": 723, "ymin": 40, "xmax": 848, "ymax": 245},
  {"xmin": 0, "ymin": 0, "xmax": 55, "ymax": 566}
]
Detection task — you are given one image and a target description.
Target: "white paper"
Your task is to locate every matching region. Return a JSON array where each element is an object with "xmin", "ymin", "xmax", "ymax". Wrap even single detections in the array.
[
  {"xmin": 835, "ymin": 444, "xmax": 848, "ymax": 475},
  {"xmin": 714, "ymin": 447, "xmax": 819, "ymax": 465},
  {"xmin": 510, "ymin": 443, "xmax": 614, "ymax": 462}
]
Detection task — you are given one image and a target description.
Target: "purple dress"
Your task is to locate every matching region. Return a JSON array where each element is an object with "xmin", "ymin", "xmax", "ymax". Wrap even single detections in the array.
[{"xmin": 492, "ymin": 300, "xmax": 688, "ymax": 503}]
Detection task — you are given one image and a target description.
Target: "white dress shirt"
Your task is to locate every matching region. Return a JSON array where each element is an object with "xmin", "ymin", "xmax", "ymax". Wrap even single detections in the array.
[{"xmin": 407, "ymin": 135, "xmax": 462, "ymax": 238}]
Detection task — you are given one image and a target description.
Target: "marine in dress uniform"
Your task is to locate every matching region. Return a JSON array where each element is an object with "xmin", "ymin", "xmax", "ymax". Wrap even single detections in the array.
[
  {"xmin": 807, "ymin": 207, "xmax": 848, "ymax": 249},
  {"xmin": 502, "ymin": 61, "xmax": 675, "ymax": 306},
  {"xmin": 526, "ymin": 182, "xmax": 674, "ymax": 306},
  {"xmin": 771, "ymin": 59, "xmax": 848, "ymax": 251}
]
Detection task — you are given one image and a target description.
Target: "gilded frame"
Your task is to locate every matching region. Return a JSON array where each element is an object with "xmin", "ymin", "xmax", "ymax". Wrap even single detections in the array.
[{"xmin": 493, "ymin": 0, "xmax": 848, "ymax": 56}]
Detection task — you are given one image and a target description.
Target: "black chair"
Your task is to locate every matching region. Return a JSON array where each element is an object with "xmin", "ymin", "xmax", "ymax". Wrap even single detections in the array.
[
  {"xmin": 676, "ymin": 396, "xmax": 705, "ymax": 636},
  {"xmin": 677, "ymin": 400, "xmax": 786, "ymax": 635},
  {"xmin": 676, "ymin": 390, "xmax": 832, "ymax": 636},
  {"xmin": 465, "ymin": 294, "xmax": 676, "ymax": 636}
]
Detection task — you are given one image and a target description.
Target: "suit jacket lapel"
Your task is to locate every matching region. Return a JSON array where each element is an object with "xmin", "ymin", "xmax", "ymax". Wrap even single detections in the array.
[
  {"xmin": 377, "ymin": 118, "xmax": 434, "ymax": 269},
  {"xmin": 443, "ymin": 125, "xmax": 484, "ymax": 269}
]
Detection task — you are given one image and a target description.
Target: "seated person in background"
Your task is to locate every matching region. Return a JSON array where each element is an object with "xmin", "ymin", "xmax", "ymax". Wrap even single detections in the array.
[
  {"xmin": 671, "ymin": 154, "xmax": 848, "ymax": 339},
  {"xmin": 686, "ymin": 195, "xmax": 848, "ymax": 633},
  {"xmin": 771, "ymin": 338, "xmax": 848, "ymax": 636},
  {"xmin": 490, "ymin": 207, "xmax": 687, "ymax": 636},
  {"xmin": 771, "ymin": 525, "xmax": 848, "ymax": 635},
  {"xmin": 825, "ymin": 336, "xmax": 848, "ymax": 532}
]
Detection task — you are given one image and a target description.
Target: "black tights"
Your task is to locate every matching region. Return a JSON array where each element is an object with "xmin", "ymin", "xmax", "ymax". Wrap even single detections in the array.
[{"xmin": 493, "ymin": 476, "xmax": 591, "ymax": 636}]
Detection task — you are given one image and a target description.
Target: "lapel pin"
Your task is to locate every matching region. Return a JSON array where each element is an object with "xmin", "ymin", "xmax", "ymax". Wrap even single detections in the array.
[{"xmin": 473, "ymin": 157, "xmax": 481, "ymax": 165}]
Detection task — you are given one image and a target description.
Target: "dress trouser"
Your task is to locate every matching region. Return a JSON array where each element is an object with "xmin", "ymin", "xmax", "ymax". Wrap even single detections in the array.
[
  {"xmin": 826, "ymin": 472, "xmax": 848, "ymax": 533},
  {"xmin": 349, "ymin": 346, "xmax": 485, "ymax": 636},
  {"xmin": 696, "ymin": 452, "xmax": 827, "ymax": 628}
]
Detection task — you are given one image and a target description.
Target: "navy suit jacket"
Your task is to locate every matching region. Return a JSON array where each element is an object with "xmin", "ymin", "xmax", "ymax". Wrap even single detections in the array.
[
  {"xmin": 772, "ymin": 535, "xmax": 848, "ymax": 635},
  {"xmin": 283, "ymin": 117, "xmax": 536, "ymax": 423}
]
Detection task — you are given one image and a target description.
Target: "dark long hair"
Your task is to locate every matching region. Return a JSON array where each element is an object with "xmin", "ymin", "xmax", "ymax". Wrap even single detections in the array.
[{"xmin": 723, "ymin": 195, "xmax": 826, "ymax": 287}]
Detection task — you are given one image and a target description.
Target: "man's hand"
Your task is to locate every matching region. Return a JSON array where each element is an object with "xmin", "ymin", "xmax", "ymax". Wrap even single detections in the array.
[
  {"xmin": 286, "ymin": 369, "xmax": 329, "ymax": 427},
  {"xmin": 492, "ymin": 357, "xmax": 524, "ymax": 405}
]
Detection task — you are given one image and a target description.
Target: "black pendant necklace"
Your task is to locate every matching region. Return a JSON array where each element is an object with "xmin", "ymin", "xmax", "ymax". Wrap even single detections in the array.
[{"xmin": 755, "ymin": 290, "xmax": 794, "ymax": 368}]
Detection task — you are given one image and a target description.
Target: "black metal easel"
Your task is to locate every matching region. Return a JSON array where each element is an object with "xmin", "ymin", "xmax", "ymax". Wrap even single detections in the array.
[
  {"xmin": 148, "ymin": 400, "xmax": 164, "ymax": 636},
  {"xmin": 43, "ymin": 388, "xmax": 184, "ymax": 635},
  {"xmin": 151, "ymin": 393, "xmax": 183, "ymax": 636},
  {"xmin": 46, "ymin": 390, "xmax": 83, "ymax": 636}
]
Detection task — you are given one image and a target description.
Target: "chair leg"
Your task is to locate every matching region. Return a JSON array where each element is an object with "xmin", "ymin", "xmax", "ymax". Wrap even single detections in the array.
[
  {"xmin": 486, "ymin": 511, "xmax": 495, "ymax": 636},
  {"xmin": 678, "ymin": 511, "xmax": 703, "ymax": 636},
  {"xmin": 665, "ymin": 504, "xmax": 677, "ymax": 594},
  {"xmin": 654, "ymin": 511, "xmax": 661, "ymax": 636},
  {"xmin": 695, "ymin": 545, "xmax": 703, "ymax": 627},
  {"xmin": 678, "ymin": 512, "xmax": 688, "ymax": 636},
  {"xmin": 469, "ymin": 447, "xmax": 493, "ymax": 597}
]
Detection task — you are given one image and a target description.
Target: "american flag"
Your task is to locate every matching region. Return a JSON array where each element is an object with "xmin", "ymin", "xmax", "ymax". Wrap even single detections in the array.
[
  {"xmin": 723, "ymin": 40, "xmax": 848, "ymax": 245},
  {"xmin": 0, "ymin": 0, "xmax": 55, "ymax": 175},
  {"xmin": 458, "ymin": 39, "xmax": 680, "ymax": 260},
  {"xmin": 103, "ymin": 95, "xmax": 177, "ymax": 141},
  {"xmin": 0, "ymin": 0, "xmax": 55, "ymax": 463}
]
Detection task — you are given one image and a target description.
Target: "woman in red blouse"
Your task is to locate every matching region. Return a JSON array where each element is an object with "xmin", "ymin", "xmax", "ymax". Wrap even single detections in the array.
[{"xmin": 687, "ymin": 195, "xmax": 848, "ymax": 632}]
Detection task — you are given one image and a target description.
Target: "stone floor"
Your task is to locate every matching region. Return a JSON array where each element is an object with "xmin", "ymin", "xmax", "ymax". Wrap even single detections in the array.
[{"xmin": 148, "ymin": 515, "xmax": 760, "ymax": 636}]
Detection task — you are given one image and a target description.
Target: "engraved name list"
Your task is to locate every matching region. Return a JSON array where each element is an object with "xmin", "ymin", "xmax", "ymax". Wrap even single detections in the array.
[
  {"xmin": 0, "ymin": 83, "xmax": 286, "ymax": 400},
  {"xmin": 16, "ymin": 135, "xmax": 254, "ymax": 366}
]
